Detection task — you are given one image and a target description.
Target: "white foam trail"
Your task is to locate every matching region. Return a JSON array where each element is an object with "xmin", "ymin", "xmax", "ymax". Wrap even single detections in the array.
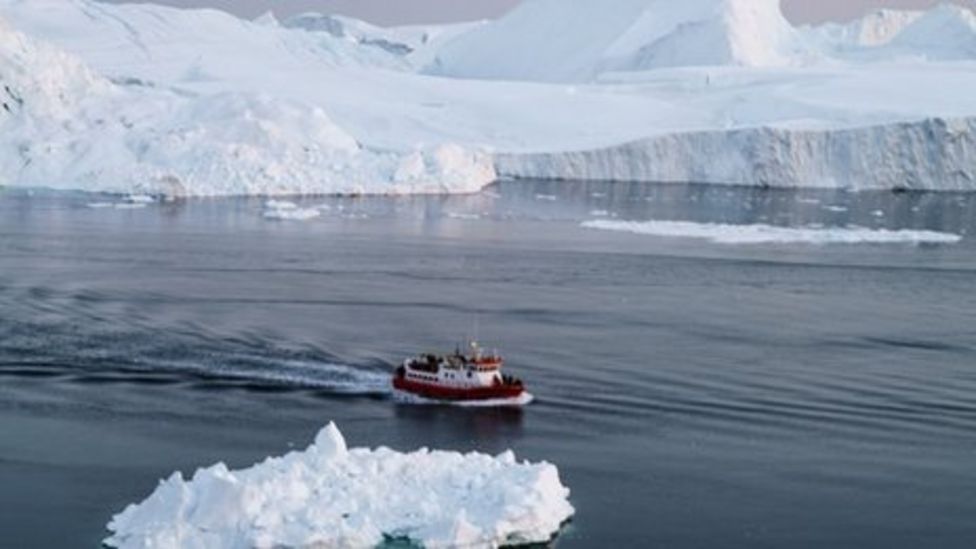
[
  {"xmin": 265, "ymin": 360, "xmax": 391, "ymax": 393},
  {"xmin": 202, "ymin": 360, "xmax": 391, "ymax": 394},
  {"xmin": 393, "ymin": 389, "xmax": 534, "ymax": 408},
  {"xmin": 582, "ymin": 220, "xmax": 962, "ymax": 245}
]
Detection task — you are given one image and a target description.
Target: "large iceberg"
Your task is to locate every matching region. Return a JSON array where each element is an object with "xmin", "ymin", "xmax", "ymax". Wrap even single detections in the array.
[
  {"xmin": 0, "ymin": 5, "xmax": 494, "ymax": 197},
  {"xmin": 3, "ymin": 0, "xmax": 976, "ymax": 194},
  {"xmin": 105, "ymin": 423, "xmax": 574, "ymax": 548},
  {"xmin": 427, "ymin": 0, "xmax": 801, "ymax": 82}
]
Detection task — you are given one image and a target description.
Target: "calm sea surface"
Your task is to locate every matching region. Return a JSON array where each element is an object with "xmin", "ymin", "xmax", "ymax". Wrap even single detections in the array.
[{"xmin": 1, "ymin": 181, "xmax": 975, "ymax": 548}]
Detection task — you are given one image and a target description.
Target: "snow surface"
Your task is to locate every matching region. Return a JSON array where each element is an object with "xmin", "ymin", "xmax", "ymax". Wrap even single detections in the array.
[
  {"xmin": 105, "ymin": 422, "xmax": 573, "ymax": 549},
  {"xmin": 3, "ymin": 0, "xmax": 976, "ymax": 194},
  {"xmin": 582, "ymin": 219, "xmax": 963, "ymax": 245}
]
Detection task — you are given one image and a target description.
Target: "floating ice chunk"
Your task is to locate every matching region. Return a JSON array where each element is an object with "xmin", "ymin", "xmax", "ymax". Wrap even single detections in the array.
[
  {"xmin": 582, "ymin": 220, "xmax": 962, "ymax": 245},
  {"xmin": 263, "ymin": 200, "xmax": 321, "ymax": 220},
  {"xmin": 445, "ymin": 211, "xmax": 481, "ymax": 220},
  {"xmin": 535, "ymin": 194, "xmax": 558, "ymax": 201},
  {"xmin": 105, "ymin": 422, "xmax": 573, "ymax": 549},
  {"xmin": 113, "ymin": 202, "xmax": 148, "ymax": 210},
  {"xmin": 87, "ymin": 201, "xmax": 148, "ymax": 210},
  {"xmin": 263, "ymin": 208, "xmax": 321, "ymax": 220},
  {"xmin": 126, "ymin": 194, "xmax": 156, "ymax": 204},
  {"xmin": 264, "ymin": 200, "xmax": 298, "ymax": 210}
]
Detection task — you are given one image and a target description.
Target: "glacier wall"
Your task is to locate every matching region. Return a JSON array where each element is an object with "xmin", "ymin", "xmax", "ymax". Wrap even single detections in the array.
[{"xmin": 496, "ymin": 117, "xmax": 976, "ymax": 191}]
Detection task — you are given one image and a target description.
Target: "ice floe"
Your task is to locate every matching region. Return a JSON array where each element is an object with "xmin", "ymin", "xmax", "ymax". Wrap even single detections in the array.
[
  {"xmin": 105, "ymin": 422, "xmax": 573, "ymax": 549},
  {"xmin": 263, "ymin": 201, "xmax": 322, "ymax": 221},
  {"xmin": 582, "ymin": 219, "xmax": 963, "ymax": 245},
  {"xmin": 86, "ymin": 195, "xmax": 155, "ymax": 210}
]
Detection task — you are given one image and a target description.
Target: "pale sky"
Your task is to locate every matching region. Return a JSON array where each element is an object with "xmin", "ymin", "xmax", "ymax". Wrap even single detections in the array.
[{"xmin": 102, "ymin": 0, "xmax": 976, "ymax": 26}]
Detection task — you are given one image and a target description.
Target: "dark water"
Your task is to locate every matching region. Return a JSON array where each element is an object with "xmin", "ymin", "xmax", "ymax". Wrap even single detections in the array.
[{"xmin": 1, "ymin": 182, "xmax": 975, "ymax": 548}]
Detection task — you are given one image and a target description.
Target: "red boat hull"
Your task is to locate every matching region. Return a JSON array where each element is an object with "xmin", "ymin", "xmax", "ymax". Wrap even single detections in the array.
[{"xmin": 393, "ymin": 376, "xmax": 525, "ymax": 401}]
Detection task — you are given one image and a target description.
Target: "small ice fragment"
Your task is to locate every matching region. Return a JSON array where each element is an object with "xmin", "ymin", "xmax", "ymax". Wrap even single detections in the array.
[
  {"xmin": 535, "ymin": 194, "xmax": 558, "ymax": 201},
  {"xmin": 264, "ymin": 207, "xmax": 320, "ymax": 220},
  {"xmin": 446, "ymin": 212, "xmax": 481, "ymax": 220},
  {"xmin": 265, "ymin": 200, "xmax": 297, "ymax": 210},
  {"xmin": 263, "ymin": 200, "xmax": 320, "ymax": 220}
]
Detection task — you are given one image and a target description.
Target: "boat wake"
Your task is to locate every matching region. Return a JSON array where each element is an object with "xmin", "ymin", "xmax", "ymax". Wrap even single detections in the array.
[
  {"xmin": 217, "ymin": 358, "xmax": 391, "ymax": 395},
  {"xmin": 392, "ymin": 389, "xmax": 535, "ymax": 408},
  {"xmin": 0, "ymin": 358, "xmax": 393, "ymax": 397}
]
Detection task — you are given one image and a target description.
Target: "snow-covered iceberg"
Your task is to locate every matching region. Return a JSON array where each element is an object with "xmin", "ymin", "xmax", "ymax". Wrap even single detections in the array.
[
  {"xmin": 428, "ymin": 0, "xmax": 976, "ymax": 82},
  {"xmin": 3, "ymin": 0, "xmax": 976, "ymax": 194},
  {"xmin": 105, "ymin": 423, "xmax": 574, "ymax": 549},
  {"xmin": 427, "ymin": 0, "xmax": 801, "ymax": 82},
  {"xmin": 805, "ymin": 9, "xmax": 923, "ymax": 52},
  {"xmin": 0, "ymin": 6, "xmax": 495, "ymax": 197},
  {"xmin": 885, "ymin": 4, "xmax": 976, "ymax": 61}
]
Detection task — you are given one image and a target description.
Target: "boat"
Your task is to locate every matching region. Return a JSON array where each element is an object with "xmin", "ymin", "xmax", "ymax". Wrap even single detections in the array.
[{"xmin": 393, "ymin": 341, "xmax": 527, "ymax": 402}]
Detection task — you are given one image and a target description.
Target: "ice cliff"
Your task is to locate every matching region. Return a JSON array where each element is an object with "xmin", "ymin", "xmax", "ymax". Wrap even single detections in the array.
[{"xmin": 497, "ymin": 117, "xmax": 976, "ymax": 191}]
